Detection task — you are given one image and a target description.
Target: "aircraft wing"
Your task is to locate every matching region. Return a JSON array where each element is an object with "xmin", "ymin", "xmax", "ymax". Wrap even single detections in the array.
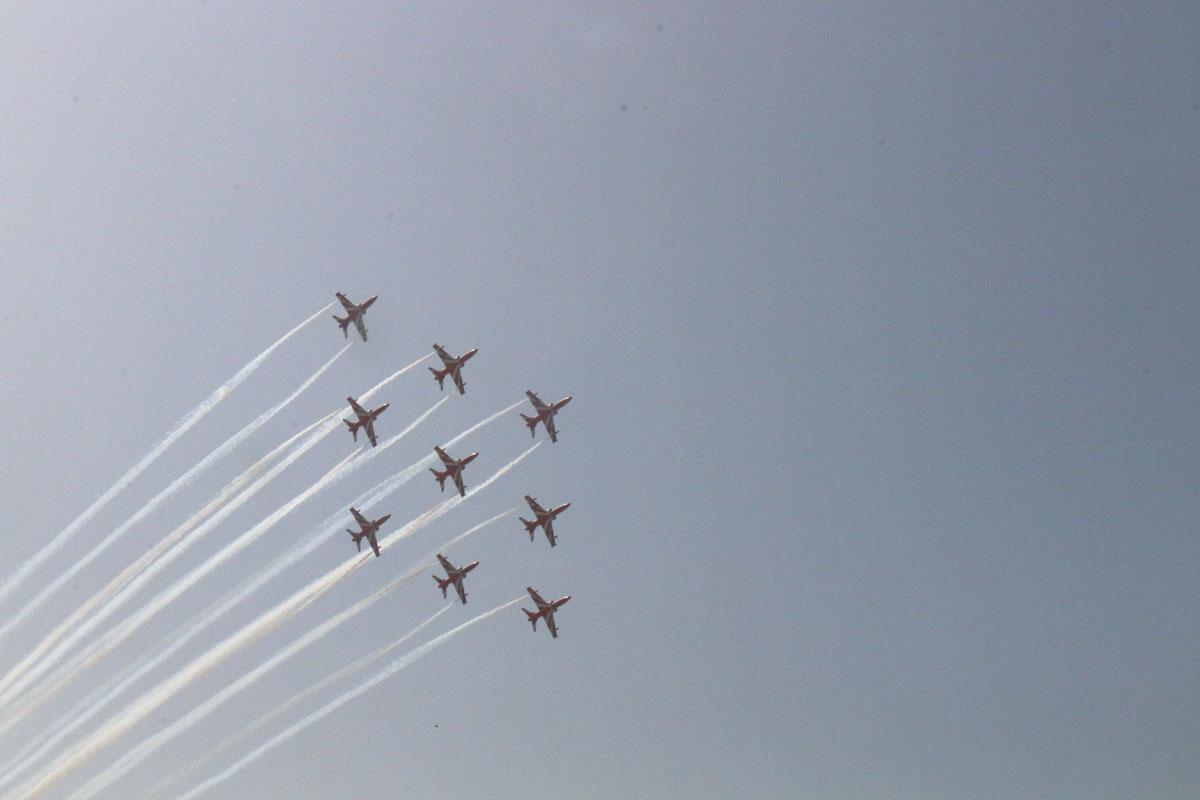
[
  {"xmin": 367, "ymin": 531, "xmax": 381, "ymax": 558},
  {"xmin": 437, "ymin": 554, "xmax": 455, "ymax": 573},
  {"xmin": 545, "ymin": 414, "xmax": 558, "ymax": 442},
  {"xmin": 544, "ymin": 609, "xmax": 558, "ymax": 638},
  {"xmin": 353, "ymin": 316, "xmax": 368, "ymax": 342},
  {"xmin": 453, "ymin": 470, "xmax": 466, "ymax": 497},
  {"xmin": 434, "ymin": 446, "xmax": 454, "ymax": 467},
  {"xmin": 451, "ymin": 368, "xmax": 465, "ymax": 394},
  {"xmin": 526, "ymin": 587, "xmax": 548, "ymax": 608},
  {"xmin": 347, "ymin": 396, "xmax": 367, "ymax": 416},
  {"xmin": 350, "ymin": 507, "xmax": 370, "ymax": 527},
  {"xmin": 453, "ymin": 578, "xmax": 467, "ymax": 604},
  {"xmin": 364, "ymin": 420, "xmax": 378, "ymax": 448},
  {"xmin": 526, "ymin": 390, "xmax": 547, "ymax": 410},
  {"xmin": 433, "ymin": 344, "xmax": 453, "ymax": 365},
  {"xmin": 524, "ymin": 495, "xmax": 546, "ymax": 514},
  {"xmin": 543, "ymin": 519, "xmax": 557, "ymax": 547},
  {"xmin": 336, "ymin": 292, "xmax": 358, "ymax": 313}
]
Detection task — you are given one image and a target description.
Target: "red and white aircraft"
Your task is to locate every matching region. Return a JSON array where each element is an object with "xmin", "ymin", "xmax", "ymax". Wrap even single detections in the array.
[
  {"xmin": 523, "ymin": 586, "xmax": 571, "ymax": 638},
  {"xmin": 432, "ymin": 554, "xmax": 479, "ymax": 604},
  {"xmin": 520, "ymin": 390, "xmax": 572, "ymax": 443},
  {"xmin": 429, "ymin": 344, "xmax": 478, "ymax": 395},
  {"xmin": 429, "ymin": 446, "xmax": 478, "ymax": 497},
  {"xmin": 332, "ymin": 292, "xmax": 378, "ymax": 342},
  {"xmin": 343, "ymin": 396, "xmax": 389, "ymax": 447},
  {"xmin": 347, "ymin": 507, "xmax": 391, "ymax": 558},
  {"xmin": 520, "ymin": 495, "xmax": 571, "ymax": 547}
]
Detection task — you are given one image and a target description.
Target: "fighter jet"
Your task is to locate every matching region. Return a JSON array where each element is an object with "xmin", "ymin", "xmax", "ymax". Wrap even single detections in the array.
[
  {"xmin": 429, "ymin": 446, "xmax": 478, "ymax": 497},
  {"xmin": 332, "ymin": 292, "xmax": 378, "ymax": 342},
  {"xmin": 429, "ymin": 344, "xmax": 478, "ymax": 395},
  {"xmin": 519, "ymin": 495, "xmax": 572, "ymax": 547},
  {"xmin": 523, "ymin": 586, "xmax": 571, "ymax": 638},
  {"xmin": 347, "ymin": 507, "xmax": 391, "ymax": 558},
  {"xmin": 343, "ymin": 396, "xmax": 389, "ymax": 447},
  {"xmin": 519, "ymin": 391, "xmax": 572, "ymax": 443},
  {"xmin": 432, "ymin": 554, "xmax": 479, "ymax": 604}
]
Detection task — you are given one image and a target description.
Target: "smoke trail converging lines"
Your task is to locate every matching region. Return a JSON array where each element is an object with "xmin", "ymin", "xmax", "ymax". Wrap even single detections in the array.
[
  {"xmin": 144, "ymin": 604, "xmax": 455, "ymax": 800},
  {"xmin": 11, "ymin": 446, "xmax": 539, "ymax": 799},
  {"xmin": 0, "ymin": 358, "xmax": 428, "ymax": 723},
  {"xmin": 0, "ymin": 302, "xmax": 334, "ymax": 614},
  {"xmin": 0, "ymin": 442, "xmax": 360, "ymax": 730},
  {"xmin": 0, "ymin": 412, "xmax": 338, "ymax": 732},
  {"xmin": 173, "ymin": 599, "xmax": 523, "ymax": 800},
  {"xmin": 0, "ymin": 403, "xmax": 462, "ymax": 788},
  {"xmin": 0, "ymin": 344, "xmax": 351, "ymax": 652}
]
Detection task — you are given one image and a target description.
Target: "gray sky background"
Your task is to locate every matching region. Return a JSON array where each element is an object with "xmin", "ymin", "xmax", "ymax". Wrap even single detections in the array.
[{"xmin": 1, "ymin": 2, "xmax": 1198, "ymax": 798}]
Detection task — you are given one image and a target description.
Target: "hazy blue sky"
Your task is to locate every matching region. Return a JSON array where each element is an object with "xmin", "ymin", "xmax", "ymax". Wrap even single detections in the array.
[{"xmin": 1, "ymin": 3, "xmax": 1198, "ymax": 798}]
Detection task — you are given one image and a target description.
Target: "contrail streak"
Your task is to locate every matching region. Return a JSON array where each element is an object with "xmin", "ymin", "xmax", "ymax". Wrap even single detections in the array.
[
  {"xmin": 13, "ymin": 447, "xmax": 539, "ymax": 799},
  {"xmin": 0, "ymin": 359, "xmax": 427, "ymax": 722},
  {"xmin": 0, "ymin": 393, "xmax": 497, "ymax": 773},
  {"xmin": 172, "ymin": 599, "xmax": 522, "ymax": 800},
  {"xmin": 0, "ymin": 442, "xmax": 359, "ymax": 728},
  {"xmin": 0, "ymin": 344, "xmax": 350, "ymax": 651},
  {"xmin": 0, "ymin": 404, "xmax": 463, "ymax": 786},
  {"xmin": 0, "ymin": 302, "xmax": 334, "ymax": 613},
  {"xmin": 0, "ymin": 412, "xmax": 337, "ymax": 729},
  {"xmin": 142, "ymin": 604, "xmax": 454, "ymax": 800}
]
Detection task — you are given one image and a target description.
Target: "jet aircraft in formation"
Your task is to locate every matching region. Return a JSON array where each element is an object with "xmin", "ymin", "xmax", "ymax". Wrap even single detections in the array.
[
  {"xmin": 343, "ymin": 396, "xmax": 389, "ymax": 447},
  {"xmin": 346, "ymin": 507, "xmax": 391, "ymax": 558},
  {"xmin": 429, "ymin": 343, "xmax": 478, "ymax": 395},
  {"xmin": 429, "ymin": 446, "xmax": 478, "ymax": 497},
  {"xmin": 520, "ymin": 391, "xmax": 571, "ymax": 442},
  {"xmin": 523, "ymin": 587, "xmax": 571, "ymax": 638},
  {"xmin": 520, "ymin": 495, "xmax": 571, "ymax": 547},
  {"xmin": 327, "ymin": 290, "xmax": 573, "ymax": 636},
  {"xmin": 332, "ymin": 292, "xmax": 378, "ymax": 342},
  {"xmin": 432, "ymin": 554, "xmax": 479, "ymax": 604}
]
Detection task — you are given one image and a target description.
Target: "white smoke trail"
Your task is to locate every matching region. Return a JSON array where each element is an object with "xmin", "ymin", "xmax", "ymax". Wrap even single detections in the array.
[
  {"xmin": 0, "ymin": 405, "xmax": 458, "ymax": 788},
  {"xmin": 13, "ymin": 447, "xmax": 539, "ymax": 799},
  {"xmin": 143, "ymin": 603, "xmax": 455, "ymax": 800},
  {"xmin": 0, "ymin": 396, "xmax": 502, "ymax": 785},
  {"xmin": 0, "ymin": 412, "xmax": 338, "ymax": 731},
  {"xmin": 0, "ymin": 358, "xmax": 428, "ymax": 722},
  {"xmin": 0, "ymin": 344, "xmax": 351, "ymax": 651},
  {"xmin": 0, "ymin": 442, "xmax": 359, "ymax": 727},
  {"xmin": 48, "ymin": 557, "xmax": 439, "ymax": 800},
  {"xmin": 172, "ymin": 598, "xmax": 522, "ymax": 800},
  {"xmin": 0, "ymin": 303, "xmax": 334, "ymax": 614}
]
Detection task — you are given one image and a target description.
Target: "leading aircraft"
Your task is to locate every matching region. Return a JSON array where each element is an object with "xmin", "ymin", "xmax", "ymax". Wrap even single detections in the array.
[
  {"xmin": 520, "ymin": 495, "xmax": 572, "ymax": 547},
  {"xmin": 332, "ymin": 292, "xmax": 378, "ymax": 342},
  {"xmin": 523, "ymin": 586, "xmax": 571, "ymax": 638},
  {"xmin": 429, "ymin": 446, "xmax": 478, "ymax": 497},
  {"xmin": 519, "ymin": 390, "xmax": 572, "ymax": 443},
  {"xmin": 343, "ymin": 396, "xmax": 389, "ymax": 447},
  {"xmin": 347, "ymin": 507, "xmax": 391, "ymax": 558},
  {"xmin": 429, "ymin": 344, "xmax": 478, "ymax": 395},
  {"xmin": 432, "ymin": 554, "xmax": 479, "ymax": 604}
]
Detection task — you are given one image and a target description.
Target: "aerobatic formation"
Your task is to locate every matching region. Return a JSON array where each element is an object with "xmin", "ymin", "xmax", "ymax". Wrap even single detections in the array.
[{"xmin": 0, "ymin": 291, "xmax": 576, "ymax": 800}]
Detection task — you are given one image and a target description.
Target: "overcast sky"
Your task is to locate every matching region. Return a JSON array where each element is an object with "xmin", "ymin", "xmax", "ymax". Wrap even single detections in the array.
[{"xmin": 1, "ymin": 3, "xmax": 1198, "ymax": 799}]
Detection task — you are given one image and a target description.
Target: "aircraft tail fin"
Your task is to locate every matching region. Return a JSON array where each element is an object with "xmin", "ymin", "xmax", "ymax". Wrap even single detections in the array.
[
  {"xmin": 428, "ymin": 366, "xmax": 446, "ymax": 391},
  {"xmin": 524, "ymin": 608, "xmax": 538, "ymax": 630},
  {"xmin": 348, "ymin": 530, "xmax": 362, "ymax": 552},
  {"xmin": 429, "ymin": 468, "xmax": 447, "ymax": 491},
  {"xmin": 520, "ymin": 413, "xmax": 538, "ymax": 435},
  {"xmin": 343, "ymin": 419, "xmax": 359, "ymax": 441},
  {"xmin": 332, "ymin": 315, "xmax": 350, "ymax": 337},
  {"xmin": 519, "ymin": 517, "xmax": 537, "ymax": 538},
  {"xmin": 433, "ymin": 575, "xmax": 448, "ymax": 598}
]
